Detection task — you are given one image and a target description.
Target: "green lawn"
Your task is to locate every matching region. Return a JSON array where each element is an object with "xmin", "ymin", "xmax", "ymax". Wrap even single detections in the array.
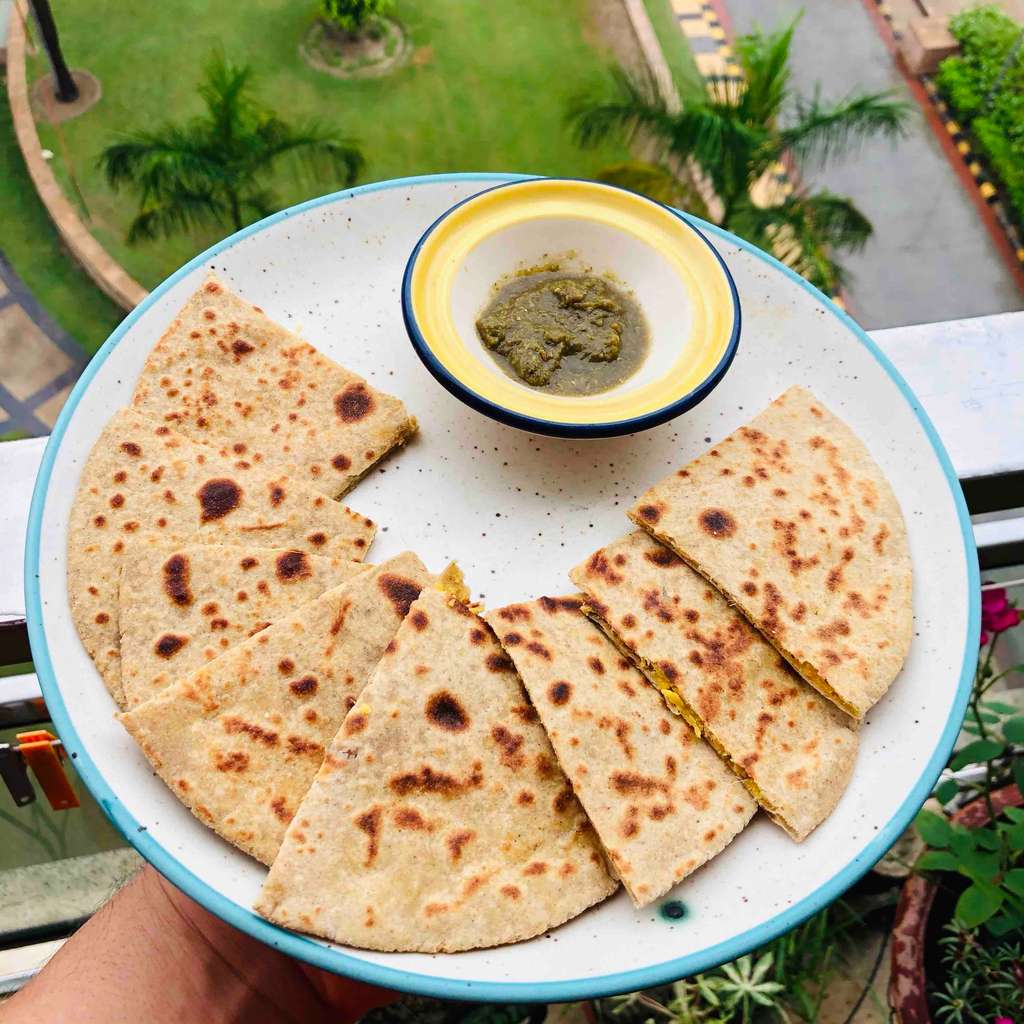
[
  {"xmin": 0, "ymin": 82, "xmax": 124, "ymax": 355},
  {"xmin": 28, "ymin": 0, "xmax": 630, "ymax": 291},
  {"xmin": 642, "ymin": 0, "xmax": 704, "ymax": 98}
]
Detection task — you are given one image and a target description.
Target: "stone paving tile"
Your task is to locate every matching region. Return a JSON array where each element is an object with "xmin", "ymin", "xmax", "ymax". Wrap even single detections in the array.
[
  {"xmin": 0, "ymin": 251, "xmax": 88, "ymax": 437},
  {"xmin": 0, "ymin": 306, "xmax": 73, "ymax": 402},
  {"xmin": 33, "ymin": 384, "xmax": 73, "ymax": 429}
]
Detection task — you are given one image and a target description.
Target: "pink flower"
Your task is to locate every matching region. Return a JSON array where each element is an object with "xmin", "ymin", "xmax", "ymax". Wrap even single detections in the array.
[
  {"xmin": 994, "ymin": 1017, "xmax": 1013, "ymax": 1024},
  {"xmin": 980, "ymin": 629, "xmax": 990, "ymax": 648},
  {"xmin": 981, "ymin": 587, "xmax": 1021, "ymax": 636}
]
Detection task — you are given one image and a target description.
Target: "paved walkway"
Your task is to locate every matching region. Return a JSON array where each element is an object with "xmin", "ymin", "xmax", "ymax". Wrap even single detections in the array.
[
  {"xmin": 717, "ymin": 0, "xmax": 1022, "ymax": 329},
  {"xmin": 0, "ymin": 251, "xmax": 87, "ymax": 437}
]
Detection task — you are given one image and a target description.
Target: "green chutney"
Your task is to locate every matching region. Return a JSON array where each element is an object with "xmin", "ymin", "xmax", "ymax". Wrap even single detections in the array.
[{"xmin": 475, "ymin": 272, "xmax": 649, "ymax": 395}]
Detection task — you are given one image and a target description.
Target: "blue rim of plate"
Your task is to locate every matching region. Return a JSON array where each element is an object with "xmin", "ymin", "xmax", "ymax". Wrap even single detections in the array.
[
  {"xmin": 25, "ymin": 172, "xmax": 979, "ymax": 1003},
  {"xmin": 401, "ymin": 177, "xmax": 742, "ymax": 438}
]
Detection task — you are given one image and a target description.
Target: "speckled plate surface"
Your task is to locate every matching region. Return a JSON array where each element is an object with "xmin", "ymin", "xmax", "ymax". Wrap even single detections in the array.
[{"xmin": 26, "ymin": 174, "xmax": 978, "ymax": 1002}]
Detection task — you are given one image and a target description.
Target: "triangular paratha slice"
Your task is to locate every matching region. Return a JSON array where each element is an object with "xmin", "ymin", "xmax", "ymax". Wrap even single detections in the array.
[
  {"xmin": 68, "ymin": 409, "xmax": 375, "ymax": 706},
  {"xmin": 131, "ymin": 275, "xmax": 418, "ymax": 498},
  {"xmin": 484, "ymin": 595, "xmax": 755, "ymax": 907},
  {"xmin": 118, "ymin": 553, "xmax": 431, "ymax": 864},
  {"xmin": 628, "ymin": 385, "xmax": 911, "ymax": 718},
  {"xmin": 119, "ymin": 544, "xmax": 370, "ymax": 708},
  {"xmin": 570, "ymin": 532, "xmax": 858, "ymax": 841},
  {"xmin": 256, "ymin": 576, "xmax": 617, "ymax": 952}
]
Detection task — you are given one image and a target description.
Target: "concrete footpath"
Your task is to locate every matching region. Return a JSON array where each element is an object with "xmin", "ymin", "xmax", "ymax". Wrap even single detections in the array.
[{"xmin": 722, "ymin": 0, "xmax": 1022, "ymax": 329}]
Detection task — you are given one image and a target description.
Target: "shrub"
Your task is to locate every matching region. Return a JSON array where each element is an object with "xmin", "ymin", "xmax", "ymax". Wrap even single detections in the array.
[
  {"xmin": 936, "ymin": 5, "xmax": 1024, "ymax": 223},
  {"xmin": 320, "ymin": 0, "xmax": 395, "ymax": 35}
]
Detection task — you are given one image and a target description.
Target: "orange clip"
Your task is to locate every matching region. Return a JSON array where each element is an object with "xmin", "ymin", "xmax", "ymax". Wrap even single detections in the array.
[{"xmin": 16, "ymin": 731, "xmax": 79, "ymax": 811}]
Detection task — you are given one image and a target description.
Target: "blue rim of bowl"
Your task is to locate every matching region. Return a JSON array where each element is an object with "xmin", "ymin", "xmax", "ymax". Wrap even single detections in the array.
[
  {"xmin": 25, "ymin": 172, "xmax": 978, "ymax": 1004},
  {"xmin": 401, "ymin": 177, "xmax": 742, "ymax": 438}
]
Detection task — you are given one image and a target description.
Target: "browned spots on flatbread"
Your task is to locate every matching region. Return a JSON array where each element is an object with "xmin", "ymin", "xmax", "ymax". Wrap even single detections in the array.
[
  {"xmin": 214, "ymin": 751, "xmax": 249, "ymax": 773},
  {"xmin": 394, "ymin": 807, "xmax": 431, "ymax": 831},
  {"xmin": 269, "ymin": 484, "xmax": 286, "ymax": 506},
  {"xmin": 154, "ymin": 633, "xmax": 187, "ymax": 659},
  {"xmin": 110, "ymin": 493, "xmax": 125, "ymax": 508},
  {"xmin": 355, "ymin": 807, "xmax": 382, "ymax": 865},
  {"xmin": 699, "ymin": 508, "xmax": 737, "ymax": 538},
  {"xmin": 270, "ymin": 797, "xmax": 293, "ymax": 824},
  {"xmin": 163, "ymin": 554, "xmax": 193, "ymax": 606},
  {"xmin": 501, "ymin": 632, "xmax": 522, "ymax": 646},
  {"xmin": 95, "ymin": 613, "xmax": 109, "ymax": 624},
  {"xmin": 486, "ymin": 652, "xmax": 514, "ymax": 673},
  {"xmin": 344, "ymin": 712, "xmax": 368, "ymax": 735},
  {"xmin": 410, "ymin": 610, "xmax": 429, "ymax": 631},
  {"xmin": 447, "ymin": 829, "xmax": 474, "ymax": 861},
  {"xmin": 425, "ymin": 691, "xmax": 470, "ymax": 732},
  {"xmin": 93, "ymin": 514, "xmax": 106, "ymax": 527},
  {"xmin": 491, "ymin": 725, "xmax": 526, "ymax": 769},
  {"xmin": 523, "ymin": 861, "xmax": 547, "ymax": 876},
  {"xmin": 390, "ymin": 764, "xmax": 483, "ymax": 797},
  {"xmin": 611, "ymin": 771, "xmax": 669, "ymax": 797},
  {"xmin": 526, "ymin": 641, "xmax": 551, "ymax": 660},
  {"xmin": 286, "ymin": 736, "xmax": 322, "ymax": 757},
  {"xmin": 873, "ymin": 524, "xmax": 891, "ymax": 554},
  {"xmin": 552, "ymin": 786, "xmax": 574, "ymax": 813},
  {"xmin": 223, "ymin": 717, "xmax": 278, "ymax": 746},
  {"xmin": 659, "ymin": 718, "xmax": 671, "ymax": 735},
  {"xmin": 643, "ymin": 589, "xmax": 675, "ymax": 624},
  {"xmin": 289, "ymin": 675, "xmax": 318, "ymax": 697},
  {"xmin": 278, "ymin": 658, "xmax": 295, "ymax": 675},
  {"xmin": 587, "ymin": 656, "xmax": 605, "ymax": 675},
  {"xmin": 240, "ymin": 557, "xmax": 258, "ymax": 570},
  {"xmin": 331, "ymin": 453, "xmax": 352, "ymax": 471},
  {"xmin": 817, "ymin": 619, "xmax": 851, "ymax": 640},
  {"xmin": 742, "ymin": 581, "xmax": 758, "ymax": 596},
  {"xmin": 613, "ymin": 719, "xmax": 635, "ymax": 760},
  {"xmin": 548, "ymin": 680, "xmax": 572, "ymax": 705},
  {"xmin": 498, "ymin": 604, "xmax": 531, "ymax": 622},
  {"xmin": 335, "ymin": 383, "xmax": 374, "ymax": 423},
  {"xmin": 586, "ymin": 551, "xmax": 623, "ymax": 584},
  {"xmin": 645, "ymin": 545, "xmax": 682, "ymax": 567},
  {"xmin": 636, "ymin": 503, "xmax": 663, "ymax": 524},
  {"xmin": 113, "ymin": 470, "xmax": 127, "ymax": 483},
  {"xmin": 511, "ymin": 703, "xmax": 539, "ymax": 724},
  {"xmin": 535, "ymin": 754, "xmax": 556, "ymax": 778},
  {"xmin": 517, "ymin": 789, "xmax": 536, "ymax": 805},
  {"xmin": 198, "ymin": 478, "xmax": 241, "ymax": 521},
  {"xmin": 275, "ymin": 550, "xmax": 311, "ymax": 582},
  {"xmin": 538, "ymin": 596, "xmax": 582, "ymax": 614},
  {"xmin": 500, "ymin": 885, "xmax": 521, "ymax": 900},
  {"xmin": 120, "ymin": 442, "xmax": 142, "ymax": 457},
  {"xmin": 469, "ymin": 628, "xmax": 487, "ymax": 644},
  {"xmin": 378, "ymin": 575, "xmax": 422, "ymax": 618}
]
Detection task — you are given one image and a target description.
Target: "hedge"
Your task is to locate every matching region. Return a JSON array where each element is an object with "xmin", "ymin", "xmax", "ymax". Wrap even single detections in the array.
[{"xmin": 936, "ymin": 5, "xmax": 1024, "ymax": 224}]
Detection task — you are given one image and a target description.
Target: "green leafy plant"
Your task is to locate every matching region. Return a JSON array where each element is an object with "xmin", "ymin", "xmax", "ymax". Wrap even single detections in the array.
[
  {"xmin": 931, "ymin": 920, "xmax": 1023, "ymax": 1024},
  {"xmin": 320, "ymin": 0, "xmax": 394, "ymax": 35},
  {"xmin": 568, "ymin": 17, "xmax": 909, "ymax": 294},
  {"xmin": 936, "ymin": 5, "xmax": 1024, "ymax": 223},
  {"xmin": 99, "ymin": 51, "xmax": 363, "ymax": 243},
  {"xmin": 595, "ymin": 898, "xmax": 880, "ymax": 1024}
]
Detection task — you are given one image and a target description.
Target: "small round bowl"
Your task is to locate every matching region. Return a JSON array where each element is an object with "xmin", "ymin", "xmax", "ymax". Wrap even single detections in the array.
[{"xmin": 402, "ymin": 177, "xmax": 740, "ymax": 438}]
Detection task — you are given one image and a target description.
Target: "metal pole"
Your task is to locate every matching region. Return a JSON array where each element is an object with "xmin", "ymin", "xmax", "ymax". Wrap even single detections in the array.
[{"xmin": 28, "ymin": 0, "xmax": 79, "ymax": 103}]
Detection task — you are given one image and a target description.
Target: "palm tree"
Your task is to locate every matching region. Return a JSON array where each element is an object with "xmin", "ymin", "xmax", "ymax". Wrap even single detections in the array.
[
  {"xmin": 569, "ymin": 19, "xmax": 910, "ymax": 294},
  {"xmin": 100, "ymin": 51, "xmax": 364, "ymax": 244}
]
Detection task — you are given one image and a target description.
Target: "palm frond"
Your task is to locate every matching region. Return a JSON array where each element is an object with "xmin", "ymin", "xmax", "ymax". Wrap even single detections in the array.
[
  {"xmin": 125, "ymin": 187, "xmax": 225, "ymax": 244},
  {"xmin": 730, "ymin": 191, "xmax": 872, "ymax": 293},
  {"xmin": 240, "ymin": 187, "xmax": 280, "ymax": 222},
  {"xmin": 735, "ymin": 15, "xmax": 799, "ymax": 124},
  {"xmin": 253, "ymin": 117, "xmax": 364, "ymax": 186},
  {"xmin": 776, "ymin": 89, "xmax": 910, "ymax": 169},
  {"xmin": 198, "ymin": 49, "xmax": 258, "ymax": 145},
  {"xmin": 567, "ymin": 68, "xmax": 679, "ymax": 152},
  {"xmin": 595, "ymin": 160, "xmax": 709, "ymax": 219},
  {"xmin": 98, "ymin": 129, "xmax": 224, "ymax": 199}
]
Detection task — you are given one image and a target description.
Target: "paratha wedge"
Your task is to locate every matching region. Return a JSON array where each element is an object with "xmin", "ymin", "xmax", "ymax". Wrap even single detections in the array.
[
  {"xmin": 628, "ymin": 385, "xmax": 911, "ymax": 718},
  {"xmin": 118, "ymin": 553, "xmax": 431, "ymax": 864},
  {"xmin": 484, "ymin": 595, "xmax": 755, "ymax": 907},
  {"xmin": 132, "ymin": 275, "xmax": 418, "ymax": 498},
  {"xmin": 119, "ymin": 544, "xmax": 370, "ymax": 708},
  {"xmin": 570, "ymin": 532, "xmax": 858, "ymax": 841},
  {"xmin": 256, "ymin": 574, "xmax": 617, "ymax": 952},
  {"xmin": 68, "ymin": 409, "xmax": 375, "ymax": 706}
]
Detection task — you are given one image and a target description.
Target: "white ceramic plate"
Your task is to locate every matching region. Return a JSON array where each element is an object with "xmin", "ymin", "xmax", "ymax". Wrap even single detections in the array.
[{"xmin": 26, "ymin": 174, "xmax": 978, "ymax": 1002}]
